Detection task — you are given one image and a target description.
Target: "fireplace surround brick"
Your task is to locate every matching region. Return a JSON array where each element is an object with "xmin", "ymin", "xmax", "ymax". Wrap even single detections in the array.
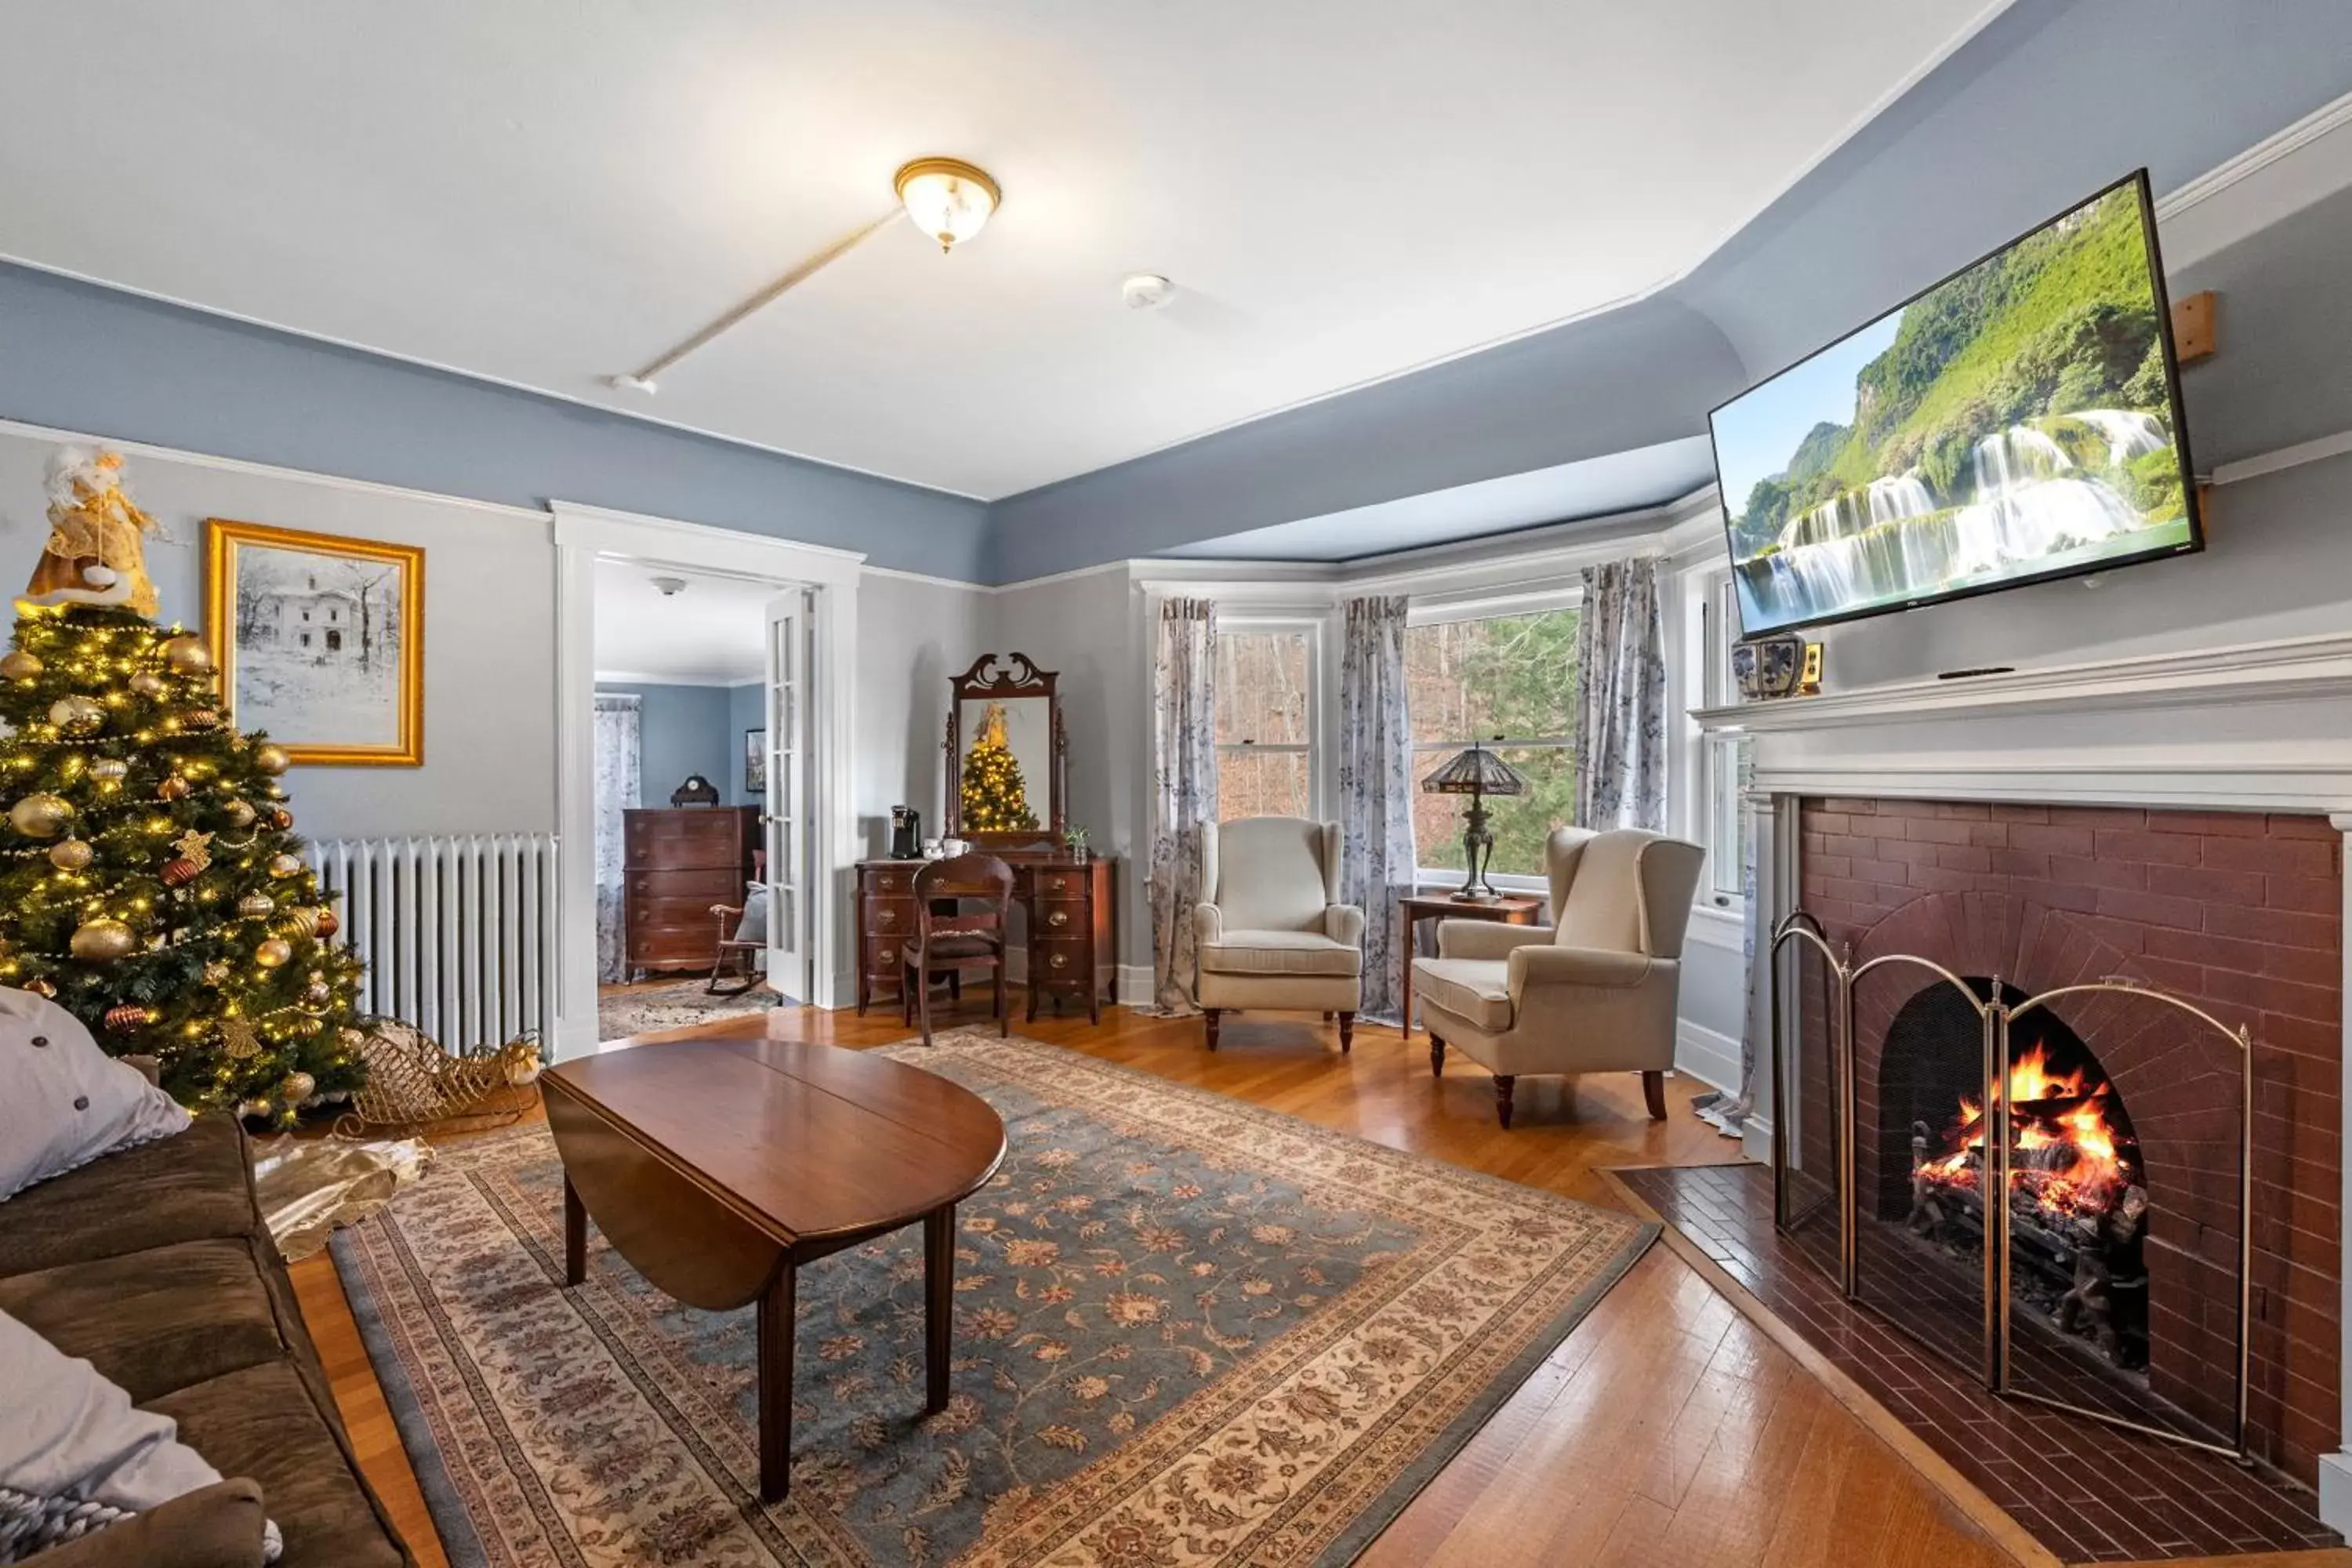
[{"xmin": 1795, "ymin": 797, "xmax": 2343, "ymax": 1483}]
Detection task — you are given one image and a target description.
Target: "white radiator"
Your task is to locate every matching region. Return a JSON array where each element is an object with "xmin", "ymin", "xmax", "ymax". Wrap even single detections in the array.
[{"xmin": 303, "ymin": 834, "xmax": 561, "ymax": 1051}]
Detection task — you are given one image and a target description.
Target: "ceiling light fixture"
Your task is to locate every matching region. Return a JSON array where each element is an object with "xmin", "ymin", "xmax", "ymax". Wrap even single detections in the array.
[
  {"xmin": 1121, "ymin": 273, "xmax": 1175, "ymax": 310},
  {"xmin": 651, "ymin": 575, "xmax": 689, "ymax": 597},
  {"xmin": 894, "ymin": 158, "xmax": 1002, "ymax": 252},
  {"xmin": 604, "ymin": 154, "xmax": 1003, "ymax": 394}
]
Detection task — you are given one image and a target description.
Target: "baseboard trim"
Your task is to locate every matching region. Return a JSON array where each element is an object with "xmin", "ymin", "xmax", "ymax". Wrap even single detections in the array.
[{"xmin": 1674, "ymin": 1018, "xmax": 1743, "ymax": 1094}]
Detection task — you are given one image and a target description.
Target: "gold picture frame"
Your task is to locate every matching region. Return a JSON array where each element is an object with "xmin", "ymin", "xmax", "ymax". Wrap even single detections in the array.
[{"xmin": 204, "ymin": 518, "xmax": 423, "ymax": 767}]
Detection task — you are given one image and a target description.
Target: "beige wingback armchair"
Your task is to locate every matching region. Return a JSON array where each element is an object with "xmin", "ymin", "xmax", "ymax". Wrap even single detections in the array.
[
  {"xmin": 1192, "ymin": 817, "xmax": 1365, "ymax": 1053},
  {"xmin": 1413, "ymin": 826, "xmax": 1705, "ymax": 1128}
]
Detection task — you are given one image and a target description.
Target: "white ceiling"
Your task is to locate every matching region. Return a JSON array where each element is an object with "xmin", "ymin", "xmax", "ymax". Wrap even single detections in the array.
[
  {"xmin": 593, "ymin": 560, "xmax": 770, "ymax": 686},
  {"xmin": 0, "ymin": 2, "xmax": 1998, "ymax": 500}
]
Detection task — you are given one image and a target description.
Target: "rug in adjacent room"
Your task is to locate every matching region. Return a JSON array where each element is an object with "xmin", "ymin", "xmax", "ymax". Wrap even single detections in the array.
[
  {"xmin": 595, "ymin": 978, "xmax": 772, "ymax": 1043},
  {"xmin": 334, "ymin": 1032, "xmax": 1656, "ymax": 1566}
]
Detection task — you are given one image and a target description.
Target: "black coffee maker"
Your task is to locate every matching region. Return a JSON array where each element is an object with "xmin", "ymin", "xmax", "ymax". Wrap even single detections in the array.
[{"xmin": 889, "ymin": 806, "xmax": 922, "ymax": 859}]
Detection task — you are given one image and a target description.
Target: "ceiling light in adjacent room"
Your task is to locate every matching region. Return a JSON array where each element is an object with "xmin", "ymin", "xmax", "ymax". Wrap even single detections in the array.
[
  {"xmin": 1122, "ymin": 273, "xmax": 1175, "ymax": 310},
  {"xmin": 895, "ymin": 158, "xmax": 1001, "ymax": 252},
  {"xmin": 650, "ymin": 575, "xmax": 688, "ymax": 597}
]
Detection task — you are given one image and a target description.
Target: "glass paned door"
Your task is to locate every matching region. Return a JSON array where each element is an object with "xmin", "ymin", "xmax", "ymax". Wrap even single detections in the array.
[{"xmin": 764, "ymin": 590, "xmax": 812, "ymax": 1000}]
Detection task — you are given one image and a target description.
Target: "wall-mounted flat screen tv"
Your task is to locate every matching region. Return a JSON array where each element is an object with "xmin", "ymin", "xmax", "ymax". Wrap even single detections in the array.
[{"xmin": 1710, "ymin": 169, "xmax": 2201, "ymax": 637}]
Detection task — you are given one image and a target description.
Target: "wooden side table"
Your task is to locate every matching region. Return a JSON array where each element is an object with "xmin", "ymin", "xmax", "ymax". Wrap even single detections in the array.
[{"xmin": 1397, "ymin": 891, "xmax": 1545, "ymax": 1036}]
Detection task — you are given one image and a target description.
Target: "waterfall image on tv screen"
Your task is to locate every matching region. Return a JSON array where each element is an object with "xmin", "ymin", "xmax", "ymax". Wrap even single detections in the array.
[{"xmin": 1711, "ymin": 172, "xmax": 2199, "ymax": 636}]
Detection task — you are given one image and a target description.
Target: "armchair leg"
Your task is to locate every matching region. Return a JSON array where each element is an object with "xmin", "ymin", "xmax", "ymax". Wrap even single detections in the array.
[
  {"xmin": 1642, "ymin": 1069, "xmax": 1668, "ymax": 1121},
  {"xmin": 1430, "ymin": 1036, "xmax": 1445, "ymax": 1077},
  {"xmin": 1338, "ymin": 1013, "xmax": 1354, "ymax": 1054},
  {"xmin": 1494, "ymin": 1075, "xmax": 1516, "ymax": 1131},
  {"xmin": 1203, "ymin": 1008, "xmax": 1221, "ymax": 1051}
]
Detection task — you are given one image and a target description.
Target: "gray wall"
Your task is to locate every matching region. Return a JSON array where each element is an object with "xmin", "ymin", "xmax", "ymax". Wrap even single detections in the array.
[
  {"xmin": 0, "ymin": 263, "xmax": 993, "ymax": 581},
  {"xmin": 728, "ymin": 682, "xmax": 764, "ymax": 807},
  {"xmin": 597, "ymin": 681, "xmax": 737, "ymax": 807},
  {"xmin": 856, "ymin": 572, "xmax": 992, "ymax": 863},
  {"xmin": 0, "ymin": 427, "xmax": 555, "ymax": 840}
]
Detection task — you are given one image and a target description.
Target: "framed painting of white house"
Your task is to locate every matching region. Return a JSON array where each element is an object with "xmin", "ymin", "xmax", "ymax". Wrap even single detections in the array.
[{"xmin": 204, "ymin": 519, "xmax": 423, "ymax": 766}]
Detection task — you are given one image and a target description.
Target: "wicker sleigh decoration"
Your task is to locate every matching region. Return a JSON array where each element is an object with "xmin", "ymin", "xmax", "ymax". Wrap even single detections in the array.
[{"xmin": 335, "ymin": 1019, "xmax": 544, "ymax": 1135}]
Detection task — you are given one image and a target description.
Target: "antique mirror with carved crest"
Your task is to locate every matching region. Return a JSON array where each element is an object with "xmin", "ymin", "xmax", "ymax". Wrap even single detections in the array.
[{"xmin": 943, "ymin": 652, "xmax": 1065, "ymax": 852}]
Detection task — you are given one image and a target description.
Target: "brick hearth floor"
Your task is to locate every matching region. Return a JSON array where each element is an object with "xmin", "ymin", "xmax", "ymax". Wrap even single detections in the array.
[{"xmin": 1614, "ymin": 1161, "xmax": 2339, "ymax": 1562}]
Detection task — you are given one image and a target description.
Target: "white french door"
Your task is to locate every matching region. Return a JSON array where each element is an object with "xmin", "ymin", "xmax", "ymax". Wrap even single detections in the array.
[{"xmin": 764, "ymin": 588, "xmax": 814, "ymax": 1000}]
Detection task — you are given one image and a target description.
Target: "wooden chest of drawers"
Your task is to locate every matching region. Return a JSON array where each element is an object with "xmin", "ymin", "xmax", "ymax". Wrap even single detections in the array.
[
  {"xmin": 622, "ymin": 808, "xmax": 758, "ymax": 978},
  {"xmin": 855, "ymin": 856, "xmax": 1116, "ymax": 1024}
]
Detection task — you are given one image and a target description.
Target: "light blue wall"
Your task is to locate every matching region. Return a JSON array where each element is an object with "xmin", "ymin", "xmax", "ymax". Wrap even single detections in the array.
[
  {"xmin": 598, "ymin": 682, "xmax": 735, "ymax": 808},
  {"xmin": 0, "ymin": 264, "xmax": 993, "ymax": 581},
  {"xmin": 728, "ymin": 682, "xmax": 766, "ymax": 808}
]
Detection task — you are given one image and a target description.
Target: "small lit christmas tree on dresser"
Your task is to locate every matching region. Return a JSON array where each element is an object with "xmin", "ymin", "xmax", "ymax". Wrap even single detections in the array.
[
  {"xmin": 960, "ymin": 699, "xmax": 1039, "ymax": 832},
  {"xmin": 0, "ymin": 449, "xmax": 364, "ymax": 1120}
]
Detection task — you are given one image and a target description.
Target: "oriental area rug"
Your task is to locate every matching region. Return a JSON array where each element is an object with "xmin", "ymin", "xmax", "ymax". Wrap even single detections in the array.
[{"xmin": 332, "ymin": 1032, "xmax": 1655, "ymax": 1566}]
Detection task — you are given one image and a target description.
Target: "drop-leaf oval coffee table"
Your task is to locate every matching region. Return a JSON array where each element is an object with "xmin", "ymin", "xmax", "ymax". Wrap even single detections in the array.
[{"xmin": 543, "ymin": 1037, "xmax": 1007, "ymax": 1503}]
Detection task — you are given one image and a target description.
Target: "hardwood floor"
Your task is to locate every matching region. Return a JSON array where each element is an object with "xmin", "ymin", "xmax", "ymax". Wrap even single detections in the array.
[{"xmin": 288, "ymin": 999, "xmax": 2352, "ymax": 1567}]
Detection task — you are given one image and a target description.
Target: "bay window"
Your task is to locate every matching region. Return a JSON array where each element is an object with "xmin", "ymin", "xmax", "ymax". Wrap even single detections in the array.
[
  {"xmin": 1406, "ymin": 604, "xmax": 1580, "ymax": 883},
  {"xmin": 1214, "ymin": 622, "xmax": 1317, "ymax": 821}
]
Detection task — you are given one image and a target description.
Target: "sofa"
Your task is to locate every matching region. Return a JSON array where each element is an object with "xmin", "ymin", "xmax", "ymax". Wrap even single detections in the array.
[{"xmin": 0, "ymin": 1112, "xmax": 414, "ymax": 1566}]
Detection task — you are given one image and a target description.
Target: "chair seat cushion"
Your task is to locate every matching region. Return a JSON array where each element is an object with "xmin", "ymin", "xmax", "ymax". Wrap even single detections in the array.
[
  {"xmin": 1200, "ymin": 930, "xmax": 1362, "ymax": 978},
  {"xmin": 904, "ymin": 934, "xmax": 1002, "ymax": 962},
  {"xmin": 1412, "ymin": 956, "xmax": 1515, "ymax": 1031}
]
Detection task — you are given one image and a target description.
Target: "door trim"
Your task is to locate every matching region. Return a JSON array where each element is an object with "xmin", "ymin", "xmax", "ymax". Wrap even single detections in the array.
[{"xmin": 550, "ymin": 501, "xmax": 862, "ymax": 1060}]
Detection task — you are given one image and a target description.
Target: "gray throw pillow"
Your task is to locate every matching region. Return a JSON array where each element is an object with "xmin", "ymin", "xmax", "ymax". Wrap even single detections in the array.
[
  {"xmin": 732, "ymin": 884, "xmax": 770, "ymax": 973},
  {"xmin": 0, "ymin": 989, "xmax": 190, "ymax": 1202},
  {"xmin": 0, "ymin": 1309, "xmax": 280, "ymax": 1563}
]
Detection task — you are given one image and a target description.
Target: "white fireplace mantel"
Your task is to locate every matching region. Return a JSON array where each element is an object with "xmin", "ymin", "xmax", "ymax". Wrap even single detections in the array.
[
  {"xmin": 1694, "ymin": 629, "xmax": 2352, "ymax": 812},
  {"xmin": 1699, "ymin": 626, "xmax": 2352, "ymax": 1531}
]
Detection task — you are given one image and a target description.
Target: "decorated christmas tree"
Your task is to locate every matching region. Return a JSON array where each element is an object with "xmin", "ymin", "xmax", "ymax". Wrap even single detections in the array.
[
  {"xmin": 960, "ymin": 700, "xmax": 1039, "ymax": 831},
  {"xmin": 0, "ymin": 449, "xmax": 365, "ymax": 1120}
]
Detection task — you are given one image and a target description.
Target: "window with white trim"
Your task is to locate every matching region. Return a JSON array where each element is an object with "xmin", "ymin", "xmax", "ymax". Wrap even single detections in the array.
[
  {"xmin": 1406, "ymin": 604, "xmax": 1581, "ymax": 883},
  {"xmin": 1214, "ymin": 623, "xmax": 1316, "ymax": 820},
  {"xmin": 1699, "ymin": 572, "xmax": 1754, "ymax": 906}
]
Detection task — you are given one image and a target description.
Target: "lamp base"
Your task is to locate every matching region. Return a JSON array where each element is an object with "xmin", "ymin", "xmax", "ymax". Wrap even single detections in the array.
[{"xmin": 1448, "ymin": 888, "xmax": 1503, "ymax": 903}]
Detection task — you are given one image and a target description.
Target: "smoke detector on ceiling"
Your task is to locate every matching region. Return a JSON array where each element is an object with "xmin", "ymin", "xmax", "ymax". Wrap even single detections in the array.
[
  {"xmin": 650, "ymin": 575, "xmax": 689, "ymax": 597},
  {"xmin": 1121, "ymin": 273, "xmax": 1175, "ymax": 310}
]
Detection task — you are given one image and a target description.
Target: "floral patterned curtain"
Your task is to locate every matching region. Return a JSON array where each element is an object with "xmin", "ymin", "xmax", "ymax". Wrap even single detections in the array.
[
  {"xmin": 593, "ymin": 693, "xmax": 642, "ymax": 983},
  {"xmin": 1573, "ymin": 557, "xmax": 1667, "ymax": 830},
  {"xmin": 1338, "ymin": 596, "xmax": 1416, "ymax": 1021},
  {"xmin": 1149, "ymin": 597, "xmax": 1218, "ymax": 1014}
]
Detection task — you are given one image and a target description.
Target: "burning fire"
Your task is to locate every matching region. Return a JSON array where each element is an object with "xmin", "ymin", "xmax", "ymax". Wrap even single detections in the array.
[{"xmin": 1915, "ymin": 1044, "xmax": 2137, "ymax": 1222}]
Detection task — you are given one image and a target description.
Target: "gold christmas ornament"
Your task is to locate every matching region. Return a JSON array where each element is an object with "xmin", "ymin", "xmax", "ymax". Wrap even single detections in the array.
[
  {"xmin": 162, "ymin": 857, "xmax": 202, "ymax": 887},
  {"xmin": 157, "ymin": 775, "xmax": 191, "ymax": 801},
  {"xmin": 103, "ymin": 1003, "xmax": 154, "ymax": 1031},
  {"xmin": 127, "ymin": 672, "xmax": 165, "ymax": 699},
  {"xmin": 221, "ymin": 799, "xmax": 256, "ymax": 828},
  {"xmin": 303, "ymin": 978, "xmax": 331, "ymax": 1007},
  {"xmin": 161, "ymin": 635, "xmax": 213, "ymax": 673},
  {"xmin": 255, "ymin": 937, "xmax": 293, "ymax": 968},
  {"xmin": 204, "ymin": 960, "xmax": 233, "ymax": 986},
  {"xmin": 182, "ymin": 707, "xmax": 221, "ymax": 729},
  {"xmin": 280, "ymin": 906, "xmax": 320, "ymax": 939},
  {"xmin": 281, "ymin": 1070, "xmax": 317, "ymax": 1103},
  {"xmin": 89, "ymin": 758, "xmax": 128, "ymax": 783},
  {"xmin": 220, "ymin": 1020, "xmax": 260, "ymax": 1058},
  {"xmin": 69, "ymin": 917, "xmax": 138, "ymax": 962},
  {"xmin": 47, "ymin": 695, "xmax": 104, "ymax": 735},
  {"xmin": 237, "ymin": 892, "xmax": 275, "ymax": 918},
  {"xmin": 46, "ymin": 837, "xmax": 93, "ymax": 871},
  {"xmin": 266, "ymin": 807, "xmax": 294, "ymax": 831},
  {"xmin": 9, "ymin": 793, "xmax": 72, "ymax": 838},
  {"xmin": 267, "ymin": 853, "xmax": 303, "ymax": 878},
  {"xmin": 23, "ymin": 977, "xmax": 55, "ymax": 997},
  {"xmin": 0, "ymin": 649, "xmax": 43, "ymax": 681},
  {"xmin": 252, "ymin": 743, "xmax": 292, "ymax": 775},
  {"xmin": 314, "ymin": 906, "xmax": 340, "ymax": 939}
]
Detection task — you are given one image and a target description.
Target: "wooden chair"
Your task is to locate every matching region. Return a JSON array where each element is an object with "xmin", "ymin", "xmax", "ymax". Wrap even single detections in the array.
[
  {"xmin": 706, "ymin": 902, "xmax": 762, "ymax": 997},
  {"xmin": 901, "ymin": 852, "xmax": 1014, "ymax": 1046}
]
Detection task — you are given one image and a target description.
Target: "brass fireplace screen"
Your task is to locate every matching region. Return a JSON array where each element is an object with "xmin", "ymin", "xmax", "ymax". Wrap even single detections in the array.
[{"xmin": 1769, "ymin": 912, "xmax": 2254, "ymax": 1463}]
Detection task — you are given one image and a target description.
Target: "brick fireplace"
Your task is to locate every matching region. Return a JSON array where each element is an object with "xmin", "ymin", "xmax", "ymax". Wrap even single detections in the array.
[{"xmin": 1795, "ymin": 797, "xmax": 2342, "ymax": 1482}]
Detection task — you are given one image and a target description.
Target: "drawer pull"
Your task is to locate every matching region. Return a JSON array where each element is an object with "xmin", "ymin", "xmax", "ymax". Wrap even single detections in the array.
[
  {"xmin": 1047, "ymin": 877, "xmax": 1068, "ymax": 892},
  {"xmin": 1050, "ymin": 953, "xmax": 1069, "ymax": 970},
  {"xmin": 1048, "ymin": 910, "xmax": 1069, "ymax": 928},
  {"xmin": 878, "ymin": 910, "xmax": 897, "ymax": 927}
]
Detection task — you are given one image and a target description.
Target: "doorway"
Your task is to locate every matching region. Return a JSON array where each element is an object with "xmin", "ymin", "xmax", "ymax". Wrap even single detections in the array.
[{"xmin": 552, "ymin": 502, "xmax": 861, "ymax": 1060}]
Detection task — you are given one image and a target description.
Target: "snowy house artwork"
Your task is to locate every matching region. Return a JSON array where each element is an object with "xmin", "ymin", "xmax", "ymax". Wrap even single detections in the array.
[{"xmin": 251, "ymin": 576, "xmax": 365, "ymax": 659}]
